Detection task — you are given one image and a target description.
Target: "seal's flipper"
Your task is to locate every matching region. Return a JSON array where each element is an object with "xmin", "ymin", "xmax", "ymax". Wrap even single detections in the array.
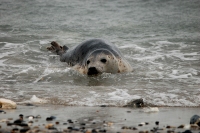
[{"xmin": 47, "ymin": 41, "xmax": 64, "ymax": 55}]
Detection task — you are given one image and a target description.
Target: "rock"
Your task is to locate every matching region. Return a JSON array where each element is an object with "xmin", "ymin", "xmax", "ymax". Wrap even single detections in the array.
[
  {"xmin": 124, "ymin": 99, "xmax": 144, "ymax": 108},
  {"xmin": 0, "ymin": 98, "xmax": 17, "ymax": 109},
  {"xmin": 177, "ymin": 124, "xmax": 184, "ymax": 128},
  {"xmin": 182, "ymin": 130, "xmax": 192, "ymax": 133},
  {"xmin": 45, "ymin": 123, "xmax": 54, "ymax": 129},
  {"xmin": 0, "ymin": 110, "xmax": 6, "ymax": 114},
  {"xmin": 190, "ymin": 115, "xmax": 200, "ymax": 126},
  {"xmin": 100, "ymin": 105, "xmax": 107, "ymax": 107},
  {"xmin": 155, "ymin": 121, "xmax": 159, "ymax": 125},
  {"xmin": 20, "ymin": 128, "xmax": 30, "ymax": 133},
  {"xmin": 46, "ymin": 116, "xmax": 56, "ymax": 121}
]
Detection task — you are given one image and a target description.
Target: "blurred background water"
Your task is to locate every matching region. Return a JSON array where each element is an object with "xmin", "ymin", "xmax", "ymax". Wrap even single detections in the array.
[{"xmin": 0, "ymin": 0, "xmax": 199, "ymax": 107}]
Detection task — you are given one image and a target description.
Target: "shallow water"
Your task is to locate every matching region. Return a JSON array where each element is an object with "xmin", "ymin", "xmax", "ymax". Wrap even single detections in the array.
[{"xmin": 0, "ymin": 0, "xmax": 200, "ymax": 107}]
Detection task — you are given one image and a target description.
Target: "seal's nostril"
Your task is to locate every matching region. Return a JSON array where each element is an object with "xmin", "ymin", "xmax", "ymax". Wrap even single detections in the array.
[
  {"xmin": 89, "ymin": 67, "xmax": 96, "ymax": 71},
  {"xmin": 88, "ymin": 67, "xmax": 99, "ymax": 76}
]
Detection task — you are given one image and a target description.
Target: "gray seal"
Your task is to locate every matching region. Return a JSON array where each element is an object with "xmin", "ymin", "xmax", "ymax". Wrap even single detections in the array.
[{"xmin": 47, "ymin": 39, "xmax": 133, "ymax": 76}]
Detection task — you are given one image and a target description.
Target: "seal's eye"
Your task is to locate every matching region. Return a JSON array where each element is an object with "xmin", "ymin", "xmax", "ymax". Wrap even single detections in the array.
[
  {"xmin": 87, "ymin": 60, "xmax": 90, "ymax": 65},
  {"xmin": 101, "ymin": 59, "xmax": 107, "ymax": 63}
]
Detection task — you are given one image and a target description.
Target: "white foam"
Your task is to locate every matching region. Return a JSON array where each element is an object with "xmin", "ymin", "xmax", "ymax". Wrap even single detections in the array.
[
  {"xmin": 30, "ymin": 95, "xmax": 47, "ymax": 103},
  {"xmin": 15, "ymin": 67, "xmax": 36, "ymax": 74},
  {"xmin": 169, "ymin": 73, "xmax": 192, "ymax": 79},
  {"xmin": 39, "ymin": 40, "xmax": 49, "ymax": 45}
]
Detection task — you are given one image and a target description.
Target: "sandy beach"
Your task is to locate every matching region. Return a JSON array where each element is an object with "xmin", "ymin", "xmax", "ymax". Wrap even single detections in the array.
[{"xmin": 0, "ymin": 105, "xmax": 200, "ymax": 133}]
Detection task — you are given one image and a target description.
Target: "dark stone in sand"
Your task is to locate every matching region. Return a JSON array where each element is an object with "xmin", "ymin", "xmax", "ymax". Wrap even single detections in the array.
[
  {"xmin": 138, "ymin": 124, "xmax": 143, "ymax": 126},
  {"xmin": 48, "ymin": 127, "xmax": 57, "ymax": 130},
  {"xmin": 100, "ymin": 105, "xmax": 107, "ymax": 107},
  {"xmin": 132, "ymin": 127, "xmax": 137, "ymax": 130},
  {"xmin": 123, "ymin": 99, "xmax": 144, "ymax": 108},
  {"xmin": 12, "ymin": 128, "xmax": 19, "ymax": 131},
  {"xmin": 67, "ymin": 127, "xmax": 73, "ymax": 130},
  {"xmin": 46, "ymin": 117, "xmax": 53, "ymax": 121},
  {"xmin": 14, "ymin": 119, "xmax": 23, "ymax": 124},
  {"xmin": 166, "ymin": 130, "xmax": 175, "ymax": 133},
  {"xmin": 126, "ymin": 111, "xmax": 131, "ymax": 113},
  {"xmin": 63, "ymin": 123, "xmax": 67, "ymax": 125},
  {"xmin": 46, "ymin": 116, "xmax": 56, "ymax": 121},
  {"xmin": 155, "ymin": 121, "xmax": 159, "ymax": 125},
  {"xmin": 182, "ymin": 130, "xmax": 192, "ymax": 133},
  {"xmin": 7, "ymin": 123, "xmax": 13, "ymax": 126},
  {"xmin": 190, "ymin": 115, "xmax": 200, "ymax": 126},
  {"xmin": 92, "ymin": 129, "xmax": 98, "ymax": 133},
  {"xmin": 25, "ymin": 103, "xmax": 34, "ymax": 106},
  {"xmin": 0, "ymin": 110, "xmax": 6, "ymax": 114},
  {"xmin": 67, "ymin": 119, "xmax": 73, "ymax": 123},
  {"xmin": 122, "ymin": 126, "xmax": 129, "ymax": 129},
  {"xmin": 178, "ymin": 125, "xmax": 184, "ymax": 128},
  {"xmin": 99, "ymin": 129, "xmax": 106, "ymax": 132},
  {"xmin": 80, "ymin": 123, "xmax": 86, "ymax": 125},
  {"xmin": 20, "ymin": 128, "xmax": 30, "ymax": 133},
  {"xmin": 166, "ymin": 126, "xmax": 171, "ymax": 128},
  {"xmin": 145, "ymin": 122, "xmax": 149, "ymax": 125}
]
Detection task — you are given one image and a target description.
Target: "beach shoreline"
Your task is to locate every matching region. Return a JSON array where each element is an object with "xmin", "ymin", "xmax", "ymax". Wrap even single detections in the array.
[{"xmin": 0, "ymin": 105, "xmax": 200, "ymax": 133}]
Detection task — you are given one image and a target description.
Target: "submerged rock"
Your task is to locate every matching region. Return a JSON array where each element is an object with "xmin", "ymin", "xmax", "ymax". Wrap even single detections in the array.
[
  {"xmin": 124, "ymin": 99, "xmax": 144, "ymax": 108},
  {"xmin": 0, "ymin": 98, "xmax": 17, "ymax": 109}
]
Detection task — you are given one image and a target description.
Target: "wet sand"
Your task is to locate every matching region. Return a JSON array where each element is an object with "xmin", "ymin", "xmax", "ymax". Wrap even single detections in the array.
[{"xmin": 0, "ymin": 105, "xmax": 200, "ymax": 133}]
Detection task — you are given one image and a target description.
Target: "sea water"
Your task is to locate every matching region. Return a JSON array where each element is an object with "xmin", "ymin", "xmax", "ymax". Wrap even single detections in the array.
[{"xmin": 0, "ymin": 0, "xmax": 199, "ymax": 107}]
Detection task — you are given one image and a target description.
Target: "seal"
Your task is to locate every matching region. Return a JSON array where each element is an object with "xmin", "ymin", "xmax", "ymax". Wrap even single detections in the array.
[{"xmin": 47, "ymin": 39, "xmax": 133, "ymax": 76}]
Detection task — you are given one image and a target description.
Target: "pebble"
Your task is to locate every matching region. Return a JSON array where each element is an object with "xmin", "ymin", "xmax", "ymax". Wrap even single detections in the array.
[
  {"xmin": 20, "ymin": 128, "xmax": 30, "ymax": 133},
  {"xmin": 25, "ymin": 103, "xmax": 34, "ymax": 106},
  {"xmin": 45, "ymin": 123, "xmax": 54, "ymax": 129},
  {"xmin": 67, "ymin": 126, "xmax": 73, "ymax": 130},
  {"xmin": 99, "ymin": 129, "xmax": 106, "ymax": 132},
  {"xmin": 0, "ymin": 98, "xmax": 17, "ymax": 109},
  {"xmin": 0, "ymin": 110, "xmax": 6, "ymax": 114},
  {"xmin": 1, "ymin": 112, "xmax": 200, "ymax": 133},
  {"xmin": 182, "ymin": 130, "xmax": 192, "ymax": 133},
  {"xmin": 155, "ymin": 121, "xmax": 159, "ymax": 125},
  {"xmin": 67, "ymin": 119, "xmax": 73, "ymax": 123},
  {"xmin": 46, "ymin": 116, "xmax": 56, "ymax": 121},
  {"xmin": 190, "ymin": 115, "xmax": 200, "ymax": 126},
  {"xmin": 178, "ymin": 124, "xmax": 184, "ymax": 128},
  {"xmin": 138, "ymin": 124, "xmax": 143, "ymax": 126},
  {"xmin": 100, "ymin": 105, "xmax": 107, "ymax": 107}
]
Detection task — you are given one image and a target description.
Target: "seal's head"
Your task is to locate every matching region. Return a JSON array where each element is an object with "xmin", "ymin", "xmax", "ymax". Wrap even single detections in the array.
[{"xmin": 85, "ymin": 49, "xmax": 120, "ymax": 76}]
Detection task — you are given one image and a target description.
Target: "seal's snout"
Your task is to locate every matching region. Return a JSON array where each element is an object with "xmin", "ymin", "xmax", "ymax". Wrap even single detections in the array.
[{"xmin": 87, "ymin": 67, "xmax": 99, "ymax": 76}]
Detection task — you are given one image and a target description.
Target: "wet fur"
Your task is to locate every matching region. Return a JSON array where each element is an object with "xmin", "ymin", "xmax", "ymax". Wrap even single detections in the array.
[{"xmin": 47, "ymin": 39, "xmax": 133, "ymax": 75}]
